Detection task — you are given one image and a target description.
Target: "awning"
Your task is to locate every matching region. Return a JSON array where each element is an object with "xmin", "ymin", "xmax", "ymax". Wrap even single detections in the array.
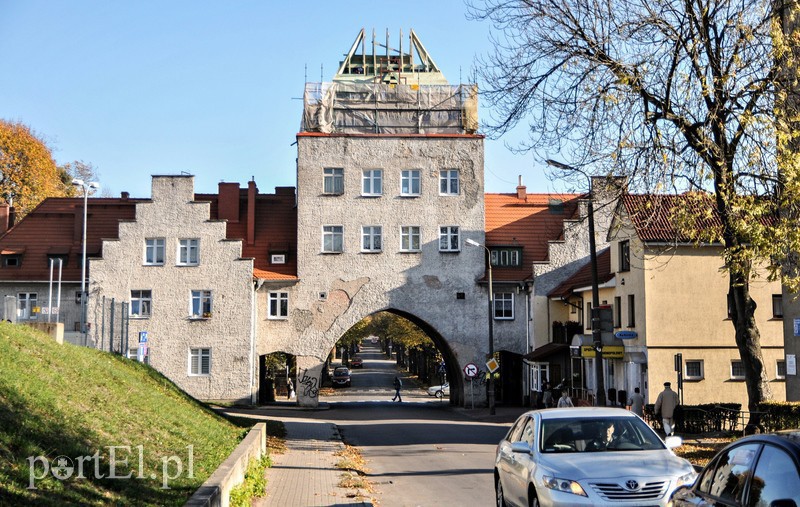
[
  {"xmin": 47, "ymin": 246, "xmax": 71, "ymax": 255},
  {"xmin": 524, "ymin": 342, "xmax": 569, "ymax": 361},
  {"xmin": 571, "ymin": 334, "xmax": 625, "ymax": 348},
  {"xmin": 623, "ymin": 352, "xmax": 648, "ymax": 364},
  {"xmin": 0, "ymin": 246, "xmax": 25, "ymax": 255}
]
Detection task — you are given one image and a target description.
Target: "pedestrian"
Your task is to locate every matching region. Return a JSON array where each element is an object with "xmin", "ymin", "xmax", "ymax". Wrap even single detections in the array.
[
  {"xmin": 541, "ymin": 379, "xmax": 553, "ymax": 408},
  {"xmin": 287, "ymin": 378, "xmax": 295, "ymax": 400},
  {"xmin": 654, "ymin": 382, "xmax": 680, "ymax": 436},
  {"xmin": 627, "ymin": 387, "xmax": 644, "ymax": 417},
  {"xmin": 556, "ymin": 389, "xmax": 574, "ymax": 407},
  {"xmin": 392, "ymin": 375, "xmax": 403, "ymax": 402}
]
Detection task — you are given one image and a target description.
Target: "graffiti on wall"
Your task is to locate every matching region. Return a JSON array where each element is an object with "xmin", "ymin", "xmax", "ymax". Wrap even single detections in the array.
[{"xmin": 299, "ymin": 370, "xmax": 319, "ymax": 398}]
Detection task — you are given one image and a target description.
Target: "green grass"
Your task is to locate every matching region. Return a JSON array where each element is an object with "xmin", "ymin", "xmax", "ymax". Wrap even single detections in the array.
[{"xmin": 0, "ymin": 322, "xmax": 250, "ymax": 506}]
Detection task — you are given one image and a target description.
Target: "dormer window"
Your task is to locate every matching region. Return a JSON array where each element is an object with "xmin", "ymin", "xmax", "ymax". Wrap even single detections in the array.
[
  {"xmin": 490, "ymin": 248, "xmax": 522, "ymax": 267},
  {"xmin": 1, "ymin": 247, "xmax": 24, "ymax": 268}
]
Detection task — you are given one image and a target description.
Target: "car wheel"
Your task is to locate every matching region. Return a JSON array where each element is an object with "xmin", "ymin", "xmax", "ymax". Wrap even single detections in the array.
[
  {"xmin": 528, "ymin": 486, "xmax": 539, "ymax": 507},
  {"xmin": 495, "ymin": 475, "xmax": 507, "ymax": 507},
  {"xmin": 435, "ymin": 390, "xmax": 443, "ymax": 399}
]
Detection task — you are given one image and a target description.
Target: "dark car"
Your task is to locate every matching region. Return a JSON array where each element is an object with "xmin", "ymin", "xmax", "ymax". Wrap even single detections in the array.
[
  {"xmin": 332, "ymin": 366, "xmax": 351, "ymax": 387},
  {"xmin": 670, "ymin": 430, "xmax": 800, "ymax": 507},
  {"xmin": 350, "ymin": 356, "xmax": 363, "ymax": 368}
]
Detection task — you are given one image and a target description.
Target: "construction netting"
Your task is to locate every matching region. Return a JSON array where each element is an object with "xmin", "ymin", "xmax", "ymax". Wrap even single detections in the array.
[{"xmin": 302, "ymin": 82, "xmax": 478, "ymax": 135}]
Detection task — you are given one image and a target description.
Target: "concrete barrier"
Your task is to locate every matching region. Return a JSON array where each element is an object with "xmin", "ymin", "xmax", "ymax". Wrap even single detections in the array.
[
  {"xmin": 184, "ymin": 422, "xmax": 267, "ymax": 507},
  {"xmin": 24, "ymin": 322, "xmax": 64, "ymax": 344}
]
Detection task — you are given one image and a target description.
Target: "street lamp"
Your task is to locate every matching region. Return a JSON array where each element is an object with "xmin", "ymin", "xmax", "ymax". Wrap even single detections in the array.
[
  {"xmin": 466, "ymin": 237, "xmax": 496, "ymax": 415},
  {"xmin": 545, "ymin": 160, "xmax": 606, "ymax": 406},
  {"xmin": 72, "ymin": 178, "xmax": 100, "ymax": 346}
]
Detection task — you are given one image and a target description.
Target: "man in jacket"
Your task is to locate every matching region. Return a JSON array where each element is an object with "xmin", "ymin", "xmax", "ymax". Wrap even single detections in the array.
[{"xmin": 654, "ymin": 382, "xmax": 680, "ymax": 436}]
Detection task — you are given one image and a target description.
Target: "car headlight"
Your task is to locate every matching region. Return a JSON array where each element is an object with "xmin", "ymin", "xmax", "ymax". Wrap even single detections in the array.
[
  {"xmin": 675, "ymin": 471, "xmax": 697, "ymax": 488},
  {"xmin": 542, "ymin": 475, "xmax": 587, "ymax": 497}
]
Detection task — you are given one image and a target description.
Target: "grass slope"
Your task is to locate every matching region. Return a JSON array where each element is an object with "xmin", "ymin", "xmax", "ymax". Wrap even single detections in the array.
[{"xmin": 0, "ymin": 322, "xmax": 249, "ymax": 506}]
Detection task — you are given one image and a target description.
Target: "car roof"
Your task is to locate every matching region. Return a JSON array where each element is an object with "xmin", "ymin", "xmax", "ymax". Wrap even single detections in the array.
[
  {"xmin": 730, "ymin": 431, "xmax": 800, "ymax": 453},
  {"xmin": 519, "ymin": 407, "xmax": 639, "ymax": 420}
]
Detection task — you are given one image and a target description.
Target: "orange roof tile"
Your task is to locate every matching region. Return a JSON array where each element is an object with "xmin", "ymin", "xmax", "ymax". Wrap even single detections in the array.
[{"xmin": 548, "ymin": 247, "xmax": 613, "ymax": 298}]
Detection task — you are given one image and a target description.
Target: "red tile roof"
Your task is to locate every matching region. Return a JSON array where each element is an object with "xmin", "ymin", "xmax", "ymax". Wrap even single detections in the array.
[
  {"xmin": 485, "ymin": 192, "xmax": 582, "ymax": 282},
  {"xmin": 547, "ymin": 247, "xmax": 613, "ymax": 298},
  {"xmin": 621, "ymin": 193, "xmax": 724, "ymax": 242}
]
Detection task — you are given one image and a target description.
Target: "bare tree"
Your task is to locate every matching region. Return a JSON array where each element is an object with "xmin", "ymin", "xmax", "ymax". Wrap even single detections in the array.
[{"xmin": 470, "ymin": 0, "xmax": 800, "ymax": 431}]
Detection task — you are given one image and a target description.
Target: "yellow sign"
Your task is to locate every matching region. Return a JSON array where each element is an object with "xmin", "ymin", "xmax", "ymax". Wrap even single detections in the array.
[
  {"xmin": 486, "ymin": 357, "xmax": 499, "ymax": 373},
  {"xmin": 581, "ymin": 345, "xmax": 624, "ymax": 359}
]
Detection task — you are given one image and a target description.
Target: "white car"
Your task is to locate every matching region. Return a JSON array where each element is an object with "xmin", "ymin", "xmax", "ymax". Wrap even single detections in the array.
[
  {"xmin": 495, "ymin": 407, "xmax": 696, "ymax": 507},
  {"xmin": 426, "ymin": 383, "xmax": 450, "ymax": 398}
]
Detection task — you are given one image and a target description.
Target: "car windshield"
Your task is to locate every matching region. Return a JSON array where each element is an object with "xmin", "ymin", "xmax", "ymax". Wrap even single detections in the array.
[
  {"xmin": 540, "ymin": 417, "xmax": 666, "ymax": 453},
  {"xmin": 334, "ymin": 368, "xmax": 348, "ymax": 375}
]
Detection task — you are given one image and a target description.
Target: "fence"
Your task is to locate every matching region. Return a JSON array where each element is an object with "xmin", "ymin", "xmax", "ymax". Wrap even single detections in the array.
[{"xmin": 91, "ymin": 295, "xmax": 132, "ymax": 356}]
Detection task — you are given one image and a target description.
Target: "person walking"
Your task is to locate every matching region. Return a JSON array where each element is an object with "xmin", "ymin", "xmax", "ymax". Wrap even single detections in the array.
[
  {"xmin": 556, "ymin": 389, "xmax": 574, "ymax": 407},
  {"xmin": 627, "ymin": 387, "xmax": 644, "ymax": 417},
  {"xmin": 287, "ymin": 378, "xmax": 295, "ymax": 400},
  {"xmin": 392, "ymin": 375, "xmax": 403, "ymax": 402},
  {"xmin": 654, "ymin": 382, "xmax": 680, "ymax": 436},
  {"xmin": 541, "ymin": 379, "xmax": 553, "ymax": 408}
]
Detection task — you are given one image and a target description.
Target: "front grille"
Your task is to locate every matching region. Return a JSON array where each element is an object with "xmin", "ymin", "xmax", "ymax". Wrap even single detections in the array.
[{"xmin": 589, "ymin": 480, "xmax": 667, "ymax": 501}]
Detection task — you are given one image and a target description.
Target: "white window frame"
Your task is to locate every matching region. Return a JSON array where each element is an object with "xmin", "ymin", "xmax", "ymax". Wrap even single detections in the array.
[
  {"xmin": 323, "ymin": 168, "xmax": 344, "ymax": 195},
  {"xmin": 439, "ymin": 169, "xmax": 460, "ymax": 195},
  {"xmin": 144, "ymin": 238, "xmax": 165, "ymax": 265},
  {"xmin": 777, "ymin": 360, "xmax": 786, "ymax": 380},
  {"xmin": 439, "ymin": 226, "xmax": 460, "ymax": 252},
  {"xmin": 178, "ymin": 238, "xmax": 200, "ymax": 266},
  {"xmin": 401, "ymin": 169, "xmax": 421, "ymax": 196},
  {"xmin": 17, "ymin": 292, "xmax": 37, "ymax": 320},
  {"xmin": 322, "ymin": 225, "xmax": 344, "ymax": 253},
  {"xmin": 361, "ymin": 226, "xmax": 382, "ymax": 252},
  {"xmin": 400, "ymin": 226, "xmax": 421, "ymax": 252},
  {"xmin": 268, "ymin": 291, "xmax": 289, "ymax": 319},
  {"xmin": 189, "ymin": 348, "xmax": 211, "ymax": 376},
  {"xmin": 494, "ymin": 292, "xmax": 515, "ymax": 320},
  {"xmin": 730, "ymin": 360, "xmax": 746, "ymax": 380},
  {"xmin": 130, "ymin": 290, "xmax": 152, "ymax": 318},
  {"xmin": 362, "ymin": 169, "xmax": 383, "ymax": 196},
  {"xmin": 685, "ymin": 359, "xmax": 704, "ymax": 380},
  {"xmin": 190, "ymin": 290, "xmax": 212, "ymax": 318}
]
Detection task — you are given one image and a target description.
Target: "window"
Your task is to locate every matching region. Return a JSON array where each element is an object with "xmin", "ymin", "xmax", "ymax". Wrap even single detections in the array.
[
  {"xmin": 144, "ymin": 238, "xmax": 165, "ymax": 265},
  {"xmin": 685, "ymin": 360, "xmax": 704, "ymax": 380},
  {"xmin": 3, "ymin": 255, "xmax": 21, "ymax": 267},
  {"xmin": 47, "ymin": 254, "xmax": 68, "ymax": 268},
  {"xmin": 270, "ymin": 254, "xmax": 286, "ymax": 264},
  {"xmin": 401, "ymin": 170, "xmax": 420, "ymax": 196},
  {"xmin": 17, "ymin": 292, "xmax": 37, "ymax": 320},
  {"xmin": 584, "ymin": 302, "xmax": 593, "ymax": 331},
  {"xmin": 361, "ymin": 226, "xmax": 382, "ymax": 252},
  {"xmin": 490, "ymin": 248, "xmax": 522, "ymax": 267},
  {"xmin": 627, "ymin": 294, "xmax": 635, "ymax": 327},
  {"xmin": 268, "ymin": 291, "xmax": 289, "ymax": 319},
  {"xmin": 439, "ymin": 226, "xmax": 460, "ymax": 252},
  {"xmin": 439, "ymin": 169, "xmax": 459, "ymax": 195},
  {"xmin": 614, "ymin": 296, "xmax": 622, "ymax": 328},
  {"xmin": 178, "ymin": 239, "xmax": 199, "ymax": 265},
  {"xmin": 130, "ymin": 290, "xmax": 152, "ymax": 318},
  {"xmin": 75, "ymin": 291, "xmax": 85, "ymax": 304},
  {"xmin": 322, "ymin": 226, "xmax": 344, "ymax": 253},
  {"xmin": 619, "ymin": 240, "xmax": 630, "ymax": 272},
  {"xmin": 323, "ymin": 168, "xmax": 344, "ymax": 195},
  {"xmin": 701, "ymin": 443, "xmax": 759, "ymax": 502},
  {"xmin": 777, "ymin": 360, "xmax": 786, "ymax": 379},
  {"xmin": 772, "ymin": 294, "xmax": 783, "ymax": 318},
  {"xmin": 362, "ymin": 169, "xmax": 382, "ymax": 196},
  {"xmin": 189, "ymin": 348, "xmax": 211, "ymax": 375},
  {"xmin": 494, "ymin": 292, "xmax": 514, "ymax": 319},
  {"xmin": 190, "ymin": 290, "xmax": 212, "ymax": 318},
  {"xmin": 727, "ymin": 293, "xmax": 734, "ymax": 319},
  {"xmin": 731, "ymin": 360, "xmax": 746, "ymax": 380},
  {"xmin": 400, "ymin": 226, "xmax": 421, "ymax": 252},
  {"xmin": 751, "ymin": 444, "xmax": 800, "ymax": 505}
]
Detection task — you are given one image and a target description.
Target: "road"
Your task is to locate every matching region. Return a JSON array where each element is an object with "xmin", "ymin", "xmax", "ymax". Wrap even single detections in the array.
[{"xmin": 254, "ymin": 340, "xmax": 518, "ymax": 506}]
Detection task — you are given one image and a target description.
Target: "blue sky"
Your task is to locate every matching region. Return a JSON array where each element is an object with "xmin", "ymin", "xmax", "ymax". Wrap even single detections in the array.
[{"xmin": 0, "ymin": 1, "xmax": 556, "ymax": 198}]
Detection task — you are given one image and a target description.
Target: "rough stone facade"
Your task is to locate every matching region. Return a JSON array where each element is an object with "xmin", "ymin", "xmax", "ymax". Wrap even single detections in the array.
[
  {"xmin": 257, "ymin": 134, "xmax": 487, "ymax": 407},
  {"xmin": 89, "ymin": 176, "xmax": 255, "ymax": 402}
]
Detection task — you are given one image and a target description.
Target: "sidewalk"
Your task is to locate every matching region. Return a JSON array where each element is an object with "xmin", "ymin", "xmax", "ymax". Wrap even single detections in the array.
[{"xmin": 252, "ymin": 411, "xmax": 374, "ymax": 507}]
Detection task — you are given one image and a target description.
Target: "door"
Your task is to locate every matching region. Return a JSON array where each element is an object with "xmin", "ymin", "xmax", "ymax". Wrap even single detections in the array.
[{"xmin": 17, "ymin": 292, "xmax": 37, "ymax": 320}]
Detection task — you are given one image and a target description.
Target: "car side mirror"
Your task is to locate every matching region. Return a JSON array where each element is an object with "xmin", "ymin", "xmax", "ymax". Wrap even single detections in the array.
[
  {"xmin": 664, "ymin": 435, "xmax": 683, "ymax": 449},
  {"xmin": 510, "ymin": 442, "xmax": 532, "ymax": 454}
]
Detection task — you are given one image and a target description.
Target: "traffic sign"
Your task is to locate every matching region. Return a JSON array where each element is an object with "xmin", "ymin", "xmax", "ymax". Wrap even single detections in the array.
[
  {"xmin": 464, "ymin": 362, "xmax": 478, "ymax": 378},
  {"xmin": 486, "ymin": 358, "xmax": 499, "ymax": 373}
]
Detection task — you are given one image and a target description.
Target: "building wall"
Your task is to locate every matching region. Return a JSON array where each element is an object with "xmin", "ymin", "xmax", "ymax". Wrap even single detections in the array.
[
  {"xmin": 268, "ymin": 134, "xmax": 487, "ymax": 406},
  {"xmin": 89, "ymin": 176, "xmax": 255, "ymax": 402},
  {"xmin": 782, "ymin": 288, "xmax": 800, "ymax": 401}
]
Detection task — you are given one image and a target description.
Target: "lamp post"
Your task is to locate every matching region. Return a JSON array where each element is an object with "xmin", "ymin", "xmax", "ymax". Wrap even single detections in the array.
[
  {"xmin": 466, "ymin": 238, "xmax": 496, "ymax": 415},
  {"xmin": 545, "ymin": 160, "xmax": 606, "ymax": 406},
  {"xmin": 72, "ymin": 179, "xmax": 100, "ymax": 346}
]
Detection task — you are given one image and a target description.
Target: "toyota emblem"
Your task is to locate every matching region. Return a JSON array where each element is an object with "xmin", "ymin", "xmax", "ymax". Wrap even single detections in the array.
[{"xmin": 624, "ymin": 480, "xmax": 640, "ymax": 491}]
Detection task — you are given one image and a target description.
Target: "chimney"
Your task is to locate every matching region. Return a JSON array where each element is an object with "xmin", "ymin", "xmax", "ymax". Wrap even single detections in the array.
[
  {"xmin": 0, "ymin": 204, "xmax": 8, "ymax": 234},
  {"xmin": 120, "ymin": 191, "xmax": 129, "ymax": 200},
  {"xmin": 217, "ymin": 182, "xmax": 241, "ymax": 222},
  {"xmin": 516, "ymin": 175, "xmax": 527, "ymax": 201},
  {"xmin": 247, "ymin": 179, "xmax": 257, "ymax": 246}
]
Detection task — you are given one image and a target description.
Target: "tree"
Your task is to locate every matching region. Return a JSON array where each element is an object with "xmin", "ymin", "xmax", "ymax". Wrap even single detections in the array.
[
  {"xmin": 470, "ymin": 0, "xmax": 800, "ymax": 431},
  {"xmin": 60, "ymin": 160, "xmax": 104, "ymax": 197},
  {"xmin": 0, "ymin": 120, "xmax": 73, "ymax": 218}
]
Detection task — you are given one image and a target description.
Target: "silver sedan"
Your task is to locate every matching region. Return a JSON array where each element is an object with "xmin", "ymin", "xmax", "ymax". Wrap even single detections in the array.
[{"xmin": 494, "ymin": 407, "xmax": 696, "ymax": 507}]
